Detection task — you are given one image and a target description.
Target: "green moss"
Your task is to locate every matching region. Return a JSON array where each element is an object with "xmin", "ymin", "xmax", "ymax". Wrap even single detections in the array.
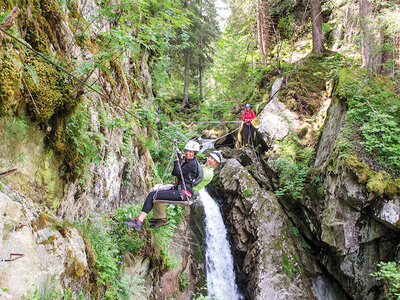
[
  {"xmin": 344, "ymin": 154, "xmax": 399, "ymax": 197},
  {"xmin": 344, "ymin": 154, "xmax": 370, "ymax": 183},
  {"xmin": 297, "ymin": 127, "xmax": 309, "ymax": 139},
  {"xmin": 282, "ymin": 255, "xmax": 294, "ymax": 279},
  {"xmin": 0, "ymin": 50, "xmax": 22, "ymax": 115},
  {"xmin": 47, "ymin": 235, "xmax": 56, "ymax": 246},
  {"xmin": 24, "ymin": 58, "xmax": 78, "ymax": 123},
  {"xmin": 243, "ymin": 187, "xmax": 254, "ymax": 198},
  {"xmin": 332, "ymin": 68, "xmax": 359, "ymax": 100},
  {"xmin": 367, "ymin": 171, "xmax": 400, "ymax": 196},
  {"xmin": 34, "ymin": 212, "xmax": 52, "ymax": 230},
  {"xmin": 66, "ymin": 256, "xmax": 87, "ymax": 280}
]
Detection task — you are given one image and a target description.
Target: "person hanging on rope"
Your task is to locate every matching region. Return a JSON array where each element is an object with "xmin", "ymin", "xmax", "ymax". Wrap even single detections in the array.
[
  {"xmin": 125, "ymin": 141, "xmax": 204, "ymax": 231},
  {"xmin": 242, "ymin": 103, "xmax": 256, "ymax": 147},
  {"xmin": 148, "ymin": 150, "xmax": 223, "ymax": 229}
]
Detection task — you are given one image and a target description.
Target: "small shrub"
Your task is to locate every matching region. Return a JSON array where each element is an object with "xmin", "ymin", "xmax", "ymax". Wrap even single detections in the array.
[
  {"xmin": 243, "ymin": 187, "xmax": 254, "ymax": 198},
  {"xmin": 273, "ymin": 135, "xmax": 314, "ymax": 201},
  {"xmin": 373, "ymin": 261, "xmax": 400, "ymax": 299}
]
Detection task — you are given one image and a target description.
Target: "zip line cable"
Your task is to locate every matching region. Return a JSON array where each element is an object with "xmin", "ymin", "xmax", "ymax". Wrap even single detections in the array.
[
  {"xmin": 173, "ymin": 121, "xmax": 242, "ymax": 124},
  {"xmin": 0, "ymin": 27, "xmax": 243, "ymax": 148},
  {"xmin": 0, "ymin": 27, "xmax": 178, "ymax": 144}
]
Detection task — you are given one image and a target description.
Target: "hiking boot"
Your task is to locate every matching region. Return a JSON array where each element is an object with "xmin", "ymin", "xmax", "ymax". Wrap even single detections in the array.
[
  {"xmin": 150, "ymin": 218, "xmax": 169, "ymax": 228},
  {"xmin": 149, "ymin": 218, "xmax": 167, "ymax": 223},
  {"xmin": 124, "ymin": 218, "xmax": 143, "ymax": 231}
]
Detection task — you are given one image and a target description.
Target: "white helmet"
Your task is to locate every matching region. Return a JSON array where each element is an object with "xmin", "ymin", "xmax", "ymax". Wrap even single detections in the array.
[
  {"xmin": 210, "ymin": 151, "xmax": 222, "ymax": 163},
  {"xmin": 185, "ymin": 141, "xmax": 200, "ymax": 152}
]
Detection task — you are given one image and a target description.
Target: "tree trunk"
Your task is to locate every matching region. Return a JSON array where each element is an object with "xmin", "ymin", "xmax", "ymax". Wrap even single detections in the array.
[
  {"xmin": 182, "ymin": 53, "xmax": 191, "ymax": 108},
  {"xmin": 199, "ymin": 61, "xmax": 203, "ymax": 99},
  {"xmin": 256, "ymin": 0, "xmax": 269, "ymax": 62},
  {"xmin": 256, "ymin": 0, "xmax": 264, "ymax": 57},
  {"xmin": 311, "ymin": 0, "xmax": 325, "ymax": 55},
  {"xmin": 359, "ymin": 0, "xmax": 372, "ymax": 69},
  {"xmin": 374, "ymin": 28, "xmax": 384, "ymax": 73},
  {"xmin": 199, "ymin": 36, "xmax": 203, "ymax": 99}
]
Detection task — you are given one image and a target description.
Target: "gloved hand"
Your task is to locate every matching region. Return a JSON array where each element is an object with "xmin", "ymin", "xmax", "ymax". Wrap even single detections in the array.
[{"xmin": 176, "ymin": 150, "xmax": 184, "ymax": 163}]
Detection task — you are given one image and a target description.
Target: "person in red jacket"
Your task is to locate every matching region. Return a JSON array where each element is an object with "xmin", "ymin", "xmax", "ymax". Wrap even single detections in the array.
[{"xmin": 242, "ymin": 103, "xmax": 256, "ymax": 146}]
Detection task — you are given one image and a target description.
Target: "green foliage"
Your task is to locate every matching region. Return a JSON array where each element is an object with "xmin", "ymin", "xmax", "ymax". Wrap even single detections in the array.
[
  {"xmin": 179, "ymin": 271, "xmax": 190, "ymax": 290},
  {"xmin": 77, "ymin": 201, "xmax": 188, "ymax": 297},
  {"xmin": 22, "ymin": 283, "xmax": 85, "ymax": 300},
  {"xmin": 273, "ymin": 135, "xmax": 314, "ymax": 200},
  {"xmin": 56, "ymin": 105, "xmax": 105, "ymax": 180},
  {"xmin": 208, "ymin": 30, "xmax": 263, "ymax": 114},
  {"xmin": 109, "ymin": 205, "xmax": 145, "ymax": 254},
  {"xmin": 77, "ymin": 207, "xmax": 145, "ymax": 299},
  {"xmin": 151, "ymin": 203, "xmax": 187, "ymax": 268},
  {"xmin": 77, "ymin": 0, "xmax": 190, "ymax": 81},
  {"xmin": 0, "ymin": 117, "xmax": 27, "ymax": 144},
  {"xmin": 243, "ymin": 187, "xmax": 254, "ymax": 198},
  {"xmin": 337, "ymin": 69, "xmax": 400, "ymax": 176},
  {"xmin": 0, "ymin": 117, "xmax": 27, "ymax": 166},
  {"xmin": 192, "ymin": 285, "xmax": 212, "ymax": 300},
  {"xmin": 373, "ymin": 261, "xmax": 400, "ymax": 299},
  {"xmin": 279, "ymin": 53, "xmax": 354, "ymax": 116},
  {"xmin": 165, "ymin": 0, "xmax": 219, "ymax": 106},
  {"xmin": 282, "ymin": 255, "xmax": 294, "ymax": 279}
]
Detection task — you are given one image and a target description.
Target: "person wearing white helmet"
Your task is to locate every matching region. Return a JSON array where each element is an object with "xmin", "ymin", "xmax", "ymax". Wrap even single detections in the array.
[
  {"xmin": 125, "ymin": 140, "xmax": 202, "ymax": 231},
  {"xmin": 149, "ymin": 150, "xmax": 223, "ymax": 229}
]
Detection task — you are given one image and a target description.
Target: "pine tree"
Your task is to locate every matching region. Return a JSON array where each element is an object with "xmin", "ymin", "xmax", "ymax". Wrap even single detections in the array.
[{"xmin": 169, "ymin": 0, "xmax": 219, "ymax": 108}]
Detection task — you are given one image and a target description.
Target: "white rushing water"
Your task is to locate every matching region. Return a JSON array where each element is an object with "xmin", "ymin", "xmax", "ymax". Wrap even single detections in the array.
[{"xmin": 199, "ymin": 188, "xmax": 242, "ymax": 300}]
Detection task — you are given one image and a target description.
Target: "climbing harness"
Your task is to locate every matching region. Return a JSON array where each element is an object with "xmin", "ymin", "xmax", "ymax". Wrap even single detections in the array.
[{"xmin": 152, "ymin": 140, "xmax": 193, "ymax": 206}]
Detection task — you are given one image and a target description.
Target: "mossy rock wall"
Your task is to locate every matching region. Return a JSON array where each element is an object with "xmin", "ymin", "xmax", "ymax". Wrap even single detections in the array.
[
  {"xmin": 283, "ymin": 66, "xmax": 400, "ymax": 299},
  {"xmin": 0, "ymin": 50, "xmax": 22, "ymax": 114},
  {"xmin": 0, "ymin": 0, "xmax": 154, "ymax": 218}
]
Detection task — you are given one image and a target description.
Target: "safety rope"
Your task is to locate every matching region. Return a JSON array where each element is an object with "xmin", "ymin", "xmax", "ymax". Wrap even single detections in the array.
[
  {"xmin": 151, "ymin": 141, "xmax": 190, "ymax": 204},
  {"xmin": 173, "ymin": 120, "xmax": 242, "ymax": 125},
  {"xmin": 0, "ymin": 27, "xmax": 177, "ymax": 144},
  {"xmin": 174, "ymin": 142, "xmax": 190, "ymax": 202},
  {"xmin": 151, "ymin": 148, "xmax": 176, "ymax": 202},
  {"xmin": 214, "ymin": 125, "xmax": 241, "ymax": 142},
  {"xmin": 1, "ymin": 27, "xmax": 246, "ymax": 148}
]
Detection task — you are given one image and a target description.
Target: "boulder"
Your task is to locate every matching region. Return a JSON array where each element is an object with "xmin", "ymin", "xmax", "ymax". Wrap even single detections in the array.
[
  {"xmin": 213, "ymin": 158, "xmax": 333, "ymax": 299},
  {"xmin": 0, "ymin": 187, "xmax": 90, "ymax": 298}
]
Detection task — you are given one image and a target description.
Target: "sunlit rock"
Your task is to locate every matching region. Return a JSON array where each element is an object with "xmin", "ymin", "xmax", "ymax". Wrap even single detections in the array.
[{"xmin": 0, "ymin": 188, "xmax": 89, "ymax": 298}]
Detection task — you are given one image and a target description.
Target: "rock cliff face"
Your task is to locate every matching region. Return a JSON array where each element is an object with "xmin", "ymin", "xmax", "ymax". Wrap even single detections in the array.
[
  {"xmin": 210, "ymin": 69, "xmax": 400, "ymax": 299},
  {"xmin": 0, "ymin": 0, "xmax": 194, "ymax": 298},
  {"xmin": 0, "ymin": 186, "xmax": 90, "ymax": 299},
  {"xmin": 0, "ymin": 0, "xmax": 154, "ymax": 221},
  {"xmin": 291, "ymin": 92, "xmax": 400, "ymax": 299},
  {"xmin": 209, "ymin": 154, "xmax": 347, "ymax": 300}
]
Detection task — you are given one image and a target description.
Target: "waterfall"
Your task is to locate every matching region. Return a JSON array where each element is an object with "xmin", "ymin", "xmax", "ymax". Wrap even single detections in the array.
[{"xmin": 199, "ymin": 188, "xmax": 242, "ymax": 300}]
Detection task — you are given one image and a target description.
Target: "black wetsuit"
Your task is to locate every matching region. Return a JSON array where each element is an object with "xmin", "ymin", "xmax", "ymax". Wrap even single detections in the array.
[{"xmin": 141, "ymin": 158, "xmax": 199, "ymax": 214}]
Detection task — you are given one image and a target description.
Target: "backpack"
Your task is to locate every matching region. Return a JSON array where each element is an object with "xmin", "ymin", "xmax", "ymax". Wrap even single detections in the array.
[{"xmin": 192, "ymin": 161, "xmax": 204, "ymax": 186}]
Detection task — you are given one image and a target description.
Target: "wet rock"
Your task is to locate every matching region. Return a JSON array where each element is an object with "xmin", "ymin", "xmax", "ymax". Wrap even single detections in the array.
[{"xmin": 213, "ymin": 158, "xmax": 315, "ymax": 299}]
